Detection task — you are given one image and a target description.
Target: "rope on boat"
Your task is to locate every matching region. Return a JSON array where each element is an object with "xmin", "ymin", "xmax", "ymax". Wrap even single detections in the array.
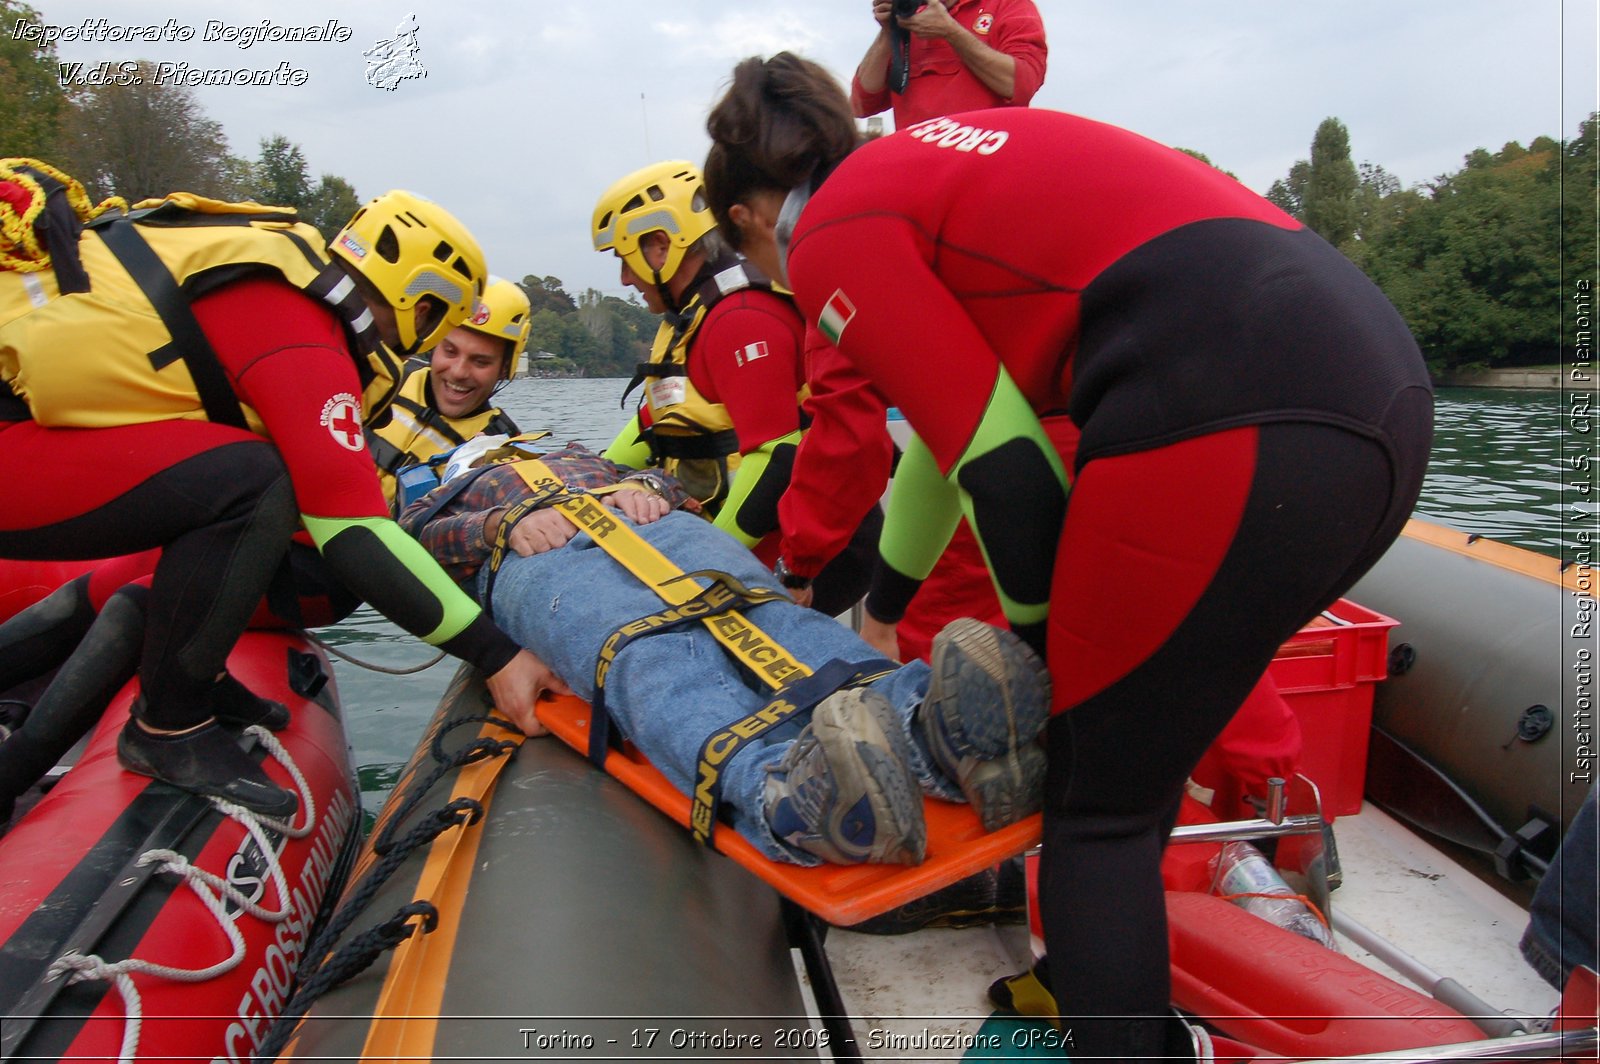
[
  {"xmin": 251, "ymin": 712, "xmax": 519, "ymax": 1064},
  {"xmin": 251, "ymin": 901, "xmax": 439, "ymax": 1063},
  {"xmin": 43, "ymin": 730, "xmax": 314, "ymax": 1064},
  {"xmin": 214, "ymin": 726, "xmax": 317, "ymax": 841},
  {"xmin": 302, "ymin": 629, "xmax": 447, "ymax": 676}
]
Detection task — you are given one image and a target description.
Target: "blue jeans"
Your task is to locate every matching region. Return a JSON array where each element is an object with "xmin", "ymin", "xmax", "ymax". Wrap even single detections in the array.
[
  {"xmin": 479, "ymin": 510, "xmax": 956, "ymax": 863},
  {"xmin": 1520, "ymin": 785, "xmax": 1598, "ymax": 990}
]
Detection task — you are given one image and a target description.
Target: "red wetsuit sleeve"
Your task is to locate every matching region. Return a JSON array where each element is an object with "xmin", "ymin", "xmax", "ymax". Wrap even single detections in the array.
[
  {"xmin": 779, "ymin": 329, "xmax": 893, "ymax": 577},
  {"xmin": 691, "ymin": 291, "xmax": 806, "ymax": 452},
  {"xmin": 789, "ymin": 213, "xmax": 996, "ymax": 473},
  {"xmin": 194, "ymin": 278, "xmax": 520, "ymax": 673},
  {"xmin": 193, "ymin": 277, "xmax": 389, "ymax": 519}
]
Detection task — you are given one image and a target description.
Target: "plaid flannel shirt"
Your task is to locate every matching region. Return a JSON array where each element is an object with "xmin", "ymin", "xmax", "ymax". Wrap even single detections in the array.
[{"xmin": 398, "ymin": 443, "xmax": 690, "ymax": 585}]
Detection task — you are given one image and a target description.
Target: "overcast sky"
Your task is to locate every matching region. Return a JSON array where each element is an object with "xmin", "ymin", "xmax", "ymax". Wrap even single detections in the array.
[{"xmin": 23, "ymin": 1, "xmax": 1600, "ymax": 300}]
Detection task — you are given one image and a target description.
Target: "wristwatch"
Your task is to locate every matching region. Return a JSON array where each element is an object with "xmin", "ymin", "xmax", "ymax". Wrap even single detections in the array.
[{"xmin": 773, "ymin": 557, "xmax": 812, "ymax": 591}]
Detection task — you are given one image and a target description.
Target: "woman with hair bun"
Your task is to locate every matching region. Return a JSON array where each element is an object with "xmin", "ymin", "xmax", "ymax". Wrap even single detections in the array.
[{"xmin": 705, "ymin": 52, "xmax": 1432, "ymax": 1058}]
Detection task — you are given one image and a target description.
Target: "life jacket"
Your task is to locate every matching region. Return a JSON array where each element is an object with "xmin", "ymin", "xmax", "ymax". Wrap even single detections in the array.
[
  {"xmin": 0, "ymin": 186, "xmax": 401, "ymax": 432},
  {"xmin": 367, "ymin": 360, "xmax": 521, "ymax": 508},
  {"xmin": 622, "ymin": 260, "xmax": 806, "ymax": 511}
]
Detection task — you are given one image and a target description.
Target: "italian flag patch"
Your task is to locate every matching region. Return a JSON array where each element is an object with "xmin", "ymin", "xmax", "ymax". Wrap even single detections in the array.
[{"xmin": 818, "ymin": 289, "xmax": 857, "ymax": 345}]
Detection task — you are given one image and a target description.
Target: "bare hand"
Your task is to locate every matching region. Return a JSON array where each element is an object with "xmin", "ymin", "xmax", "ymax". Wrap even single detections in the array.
[
  {"xmin": 604, "ymin": 488, "xmax": 671, "ymax": 526},
  {"xmin": 899, "ymin": 0, "xmax": 956, "ymax": 38},
  {"xmin": 789, "ymin": 583, "xmax": 815, "ymax": 609},
  {"xmin": 858, "ymin": 614, "xmax": 903, "ymax": 662},
  {"xmin": 871, "ymin": 0, "xmax": 894, "ymax": 28},
  {"xmin": 485, "ymin": 648, "xmax": 572, "ymax": 736},
  {"xmin": 508, "ymin": 509, "xmax": 577, "ymax": 556}
]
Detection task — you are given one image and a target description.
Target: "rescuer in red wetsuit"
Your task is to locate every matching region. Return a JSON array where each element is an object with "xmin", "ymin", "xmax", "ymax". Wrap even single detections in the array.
[
  {"xmin": 0, "ymin": 166, "xmax": 556, "ymax": 818},
  {"xmin": 594, "ymin": 161, "xmax": 878, "ymax": 615},
  {"xmin": 704, "ymin": 55, "xmax": 1432, "ymax": 1057}
]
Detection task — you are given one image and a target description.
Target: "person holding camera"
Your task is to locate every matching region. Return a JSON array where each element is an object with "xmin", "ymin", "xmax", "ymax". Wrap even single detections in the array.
[{"xmin": 850, "ymin": 0, "xmax": 1047, "ymax": 130}]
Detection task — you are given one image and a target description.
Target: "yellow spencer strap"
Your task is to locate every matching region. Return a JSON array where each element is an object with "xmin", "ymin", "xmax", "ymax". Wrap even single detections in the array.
[
  {"xmin": 508, "ymin": 459, "xmax": 829, "ymax": 845},
  {"xmin": 508, "ymin": 459, "xmax": 811, "ymax": 691}
]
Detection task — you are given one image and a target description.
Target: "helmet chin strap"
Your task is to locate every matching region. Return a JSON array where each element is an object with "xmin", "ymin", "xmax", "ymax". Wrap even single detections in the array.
[{"xmin": 651, "ymin": 265, "xmax": 683, "ymax": 320}]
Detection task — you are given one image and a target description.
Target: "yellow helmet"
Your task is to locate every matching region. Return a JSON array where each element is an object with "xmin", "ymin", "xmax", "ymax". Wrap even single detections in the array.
[
  {"xmin": 329, "ymin": 190, "xmax": 486, "ymax": 356},
  {"xmin": 591, "ymin": 160, "xmax": 714, "ymax": 287},
  {"xmin": 462, "ymin": 276, "xmax": 532, "ymax": 379}
]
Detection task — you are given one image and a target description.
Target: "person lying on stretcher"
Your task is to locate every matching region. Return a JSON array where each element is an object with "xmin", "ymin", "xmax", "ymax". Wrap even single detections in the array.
[{"xmin": 399, "ymin": 438, "xmax": 1050, "ymax": 866}]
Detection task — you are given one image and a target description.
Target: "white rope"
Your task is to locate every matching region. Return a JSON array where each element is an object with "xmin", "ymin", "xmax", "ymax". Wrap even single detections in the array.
[
  {"xmin": 44, "ymin": 722, "xmax": 317, "ymax": 1061},
  {"xmin": 215, "ymin": 725, "xmax": 317, "ymax": 841},
  {"xmin": 48, "ymin": 867, "xmax": 245, "ymax": 1064}
]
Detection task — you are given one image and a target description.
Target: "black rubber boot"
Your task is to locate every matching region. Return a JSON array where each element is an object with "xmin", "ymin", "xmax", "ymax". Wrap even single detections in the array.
[
  {"xmin": 208, "ymin": 673, "xmax": 290, "ymax": 731},
  {"xmin": 117, "ymin": 719, "xmax": 297, "ymax": 818}
]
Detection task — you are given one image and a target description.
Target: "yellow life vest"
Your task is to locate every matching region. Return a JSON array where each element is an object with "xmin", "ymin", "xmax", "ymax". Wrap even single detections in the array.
[
  {"xmin": 368, "ymin": 361, "xmax": 521, "ymax": 507},
  {"xmin": 628, "ymin": 262, "xmax": 805, "ymax": 511},
  {"xmin": 0, "ymin": 190, "xmax": 400, "ymax": 432}
]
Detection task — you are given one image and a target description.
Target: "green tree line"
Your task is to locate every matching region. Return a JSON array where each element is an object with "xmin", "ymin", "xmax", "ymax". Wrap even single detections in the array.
[
  {"xmin": 1269, "ymin": 114, "xmax": 1597, "ymax": 375},
  {"xmin": 4, "ymin": 0, "xmax": 1592, "ymax": 378}
]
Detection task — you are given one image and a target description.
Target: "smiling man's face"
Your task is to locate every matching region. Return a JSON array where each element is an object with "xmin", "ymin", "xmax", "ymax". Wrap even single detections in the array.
[{"xmin": 428, "ymin": 326, "xmax": 506, "ymax": 418}]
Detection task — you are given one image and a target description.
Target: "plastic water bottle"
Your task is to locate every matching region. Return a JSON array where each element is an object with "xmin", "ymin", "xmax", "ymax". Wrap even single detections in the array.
[{"xmin": 1210, "ymin": 840, "xmax": 1338, "ymax": 950}]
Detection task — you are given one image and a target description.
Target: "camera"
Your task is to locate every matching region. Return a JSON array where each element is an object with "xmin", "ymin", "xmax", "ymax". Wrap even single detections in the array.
[{"xmin": 892, "ymin": 0, "xmax": 923, "ymax": 17}]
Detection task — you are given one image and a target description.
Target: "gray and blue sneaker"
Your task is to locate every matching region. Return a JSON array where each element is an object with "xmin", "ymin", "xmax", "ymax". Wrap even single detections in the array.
[
  {"xmin": 920, "ymin": 618, "xmax": 1052, "ymax": 831},
  {"xmin": 764, "ymin": 688, "xmax": 927, "ymax": 865}
]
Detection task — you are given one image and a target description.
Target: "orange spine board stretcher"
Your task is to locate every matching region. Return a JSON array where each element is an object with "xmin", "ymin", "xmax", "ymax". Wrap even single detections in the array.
[{"xmin": 537, "ymin": 692, "xmax": 1041, "ymax": 926}]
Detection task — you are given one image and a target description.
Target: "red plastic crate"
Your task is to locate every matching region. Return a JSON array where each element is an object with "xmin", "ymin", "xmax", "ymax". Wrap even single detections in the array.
[{"xmin": 1266, "ymin": 598, "xmax": 1398, "ymax": 818}]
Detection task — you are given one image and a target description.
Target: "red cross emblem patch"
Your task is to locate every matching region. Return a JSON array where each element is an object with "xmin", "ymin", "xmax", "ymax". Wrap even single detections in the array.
[{"xmin": 320, "ymin": 392, "xmax": 366, "ymax": 452}]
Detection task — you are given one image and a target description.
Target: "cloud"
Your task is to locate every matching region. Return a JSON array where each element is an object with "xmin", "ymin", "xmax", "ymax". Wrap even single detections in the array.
[{"xmin": 24, "ymin": 0, "xmax": 1597, "ymax": 300}]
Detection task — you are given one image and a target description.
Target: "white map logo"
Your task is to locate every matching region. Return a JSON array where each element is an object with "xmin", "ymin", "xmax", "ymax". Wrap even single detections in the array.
[{"xmin": 364, "ymin": 13, "xmax": 425, "ymax": 91}]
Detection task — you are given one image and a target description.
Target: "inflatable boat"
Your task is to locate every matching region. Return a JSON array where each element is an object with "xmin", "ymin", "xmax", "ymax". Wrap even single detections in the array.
[
  {"xmin": 1348, "ymin": 518, "xmax": 1590, "ymax": 875},
  {"xmin": 266, "ymin": 662, "xmax": 818, "ymax": 1062},
  {"xmin": 0, "ymin": 560, "xmax": 361, "ymax": 1064}
]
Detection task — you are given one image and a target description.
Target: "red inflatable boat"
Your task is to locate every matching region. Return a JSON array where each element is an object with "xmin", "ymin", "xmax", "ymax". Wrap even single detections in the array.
[{"xmin": 0, "ymin": 558, "xmax": 360, "ymax": 1063}]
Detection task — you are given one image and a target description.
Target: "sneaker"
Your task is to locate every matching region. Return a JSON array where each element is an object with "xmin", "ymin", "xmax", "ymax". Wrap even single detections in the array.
[
  {"xmin": 118, "ymin": 719, "xmax": 298, "ymax": 819},
  {"xmin": 920, "ymin": 618, "xmax": 1051, "ymax": 831},
  {"xmin": 764, "ymin": 688, "xmax": 926, "ymax": 865}
]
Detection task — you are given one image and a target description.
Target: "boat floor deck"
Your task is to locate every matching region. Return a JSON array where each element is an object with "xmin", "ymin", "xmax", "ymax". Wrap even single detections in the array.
[{"xmin": 806, "ymin": 803, "xmax": 1561, "ymax": 1059}]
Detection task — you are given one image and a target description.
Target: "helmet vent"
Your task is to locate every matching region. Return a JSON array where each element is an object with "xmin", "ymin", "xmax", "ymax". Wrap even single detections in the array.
[
  {"xmin": 376, "ymin": 226, "xmax": 401, "ymax": 263},
  {"xmin": 432, "ymin": 239, "xmax": 453, "ymax": 263},
  {"xmin": 646, "ymin": 184, "xmax": 665, "ymax": 202}
]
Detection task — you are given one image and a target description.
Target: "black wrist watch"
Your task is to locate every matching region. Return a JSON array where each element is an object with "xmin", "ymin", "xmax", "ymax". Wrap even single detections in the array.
[{"xmin": 773, "ymin": 557, "xmax": 812, "ymax": 591}]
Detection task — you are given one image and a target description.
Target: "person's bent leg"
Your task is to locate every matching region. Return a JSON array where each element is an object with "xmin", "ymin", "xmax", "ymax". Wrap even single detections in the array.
[
  {"xmin": 0, "ymin": 423, "xmax": 302, "ymax": 814},
  {"xmin": 1036, "ymin": 421, "xmax": 1421, "ymax": 1058},
  {"xmin": 0, "ymin": 583, "xmax": 148, "ymax": 824},
  {"xmin": 0, "ymin": 574, "xmax": 98, "ymax": 693}
]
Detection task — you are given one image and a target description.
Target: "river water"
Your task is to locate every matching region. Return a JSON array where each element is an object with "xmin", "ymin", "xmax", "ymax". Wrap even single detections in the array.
[{"xmin": 325, "ymin": 381, "xmax": 1582, "ymax": 821}]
